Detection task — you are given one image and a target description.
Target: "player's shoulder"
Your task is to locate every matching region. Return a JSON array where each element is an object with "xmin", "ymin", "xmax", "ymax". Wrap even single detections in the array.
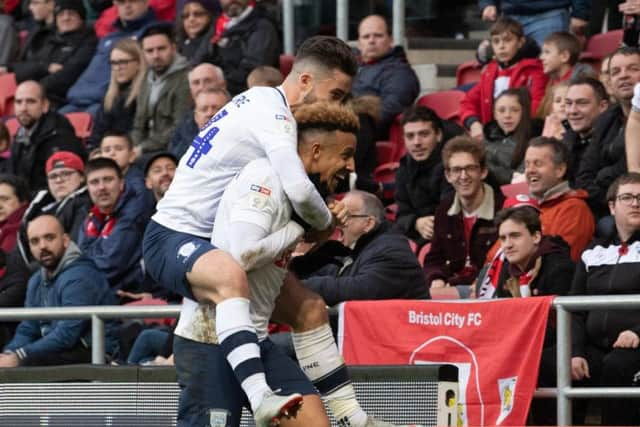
[
  {"xmin": 236, "ymin": 86, "xmax": 291, "ymax": 115},
  {"xmin": 234, "ymin": 159, "xmax": 283, "ymax": 196}
]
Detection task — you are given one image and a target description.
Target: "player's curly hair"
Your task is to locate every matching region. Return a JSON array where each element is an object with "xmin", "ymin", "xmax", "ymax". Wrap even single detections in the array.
[{"xmin": 294, "ymin": 102, "xmax": 359, "ymax": 135}]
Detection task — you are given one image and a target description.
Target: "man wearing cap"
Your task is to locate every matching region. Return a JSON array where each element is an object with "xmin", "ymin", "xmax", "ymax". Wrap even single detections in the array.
[
  {"xmin": 17, "ymin": 151, "xmax": 91, "ymax": 267},
  {"xmin": 131, "ymin": 23, "xmax": 191, "ymax": 156},
  {"xmin": 524, "ymin": 136, "xmax": 595, "ymax": 261},
  {"xmin": 10, "ymin": 80, "xmax": 85, "ymax": 193},
  {"xmin": 7, "ymin": 0, "xmax": 97, "ymax": 108},
  {"xmin": 144, "ymin": 152, "xmax": 177, "ymax": 203}
]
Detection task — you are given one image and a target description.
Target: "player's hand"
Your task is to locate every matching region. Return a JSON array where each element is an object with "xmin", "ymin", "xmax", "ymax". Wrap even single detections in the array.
[
  {"xmin": 620, "ymin": 0, "xmax": 640, "ymax": 15},
  {"xmin": 470, "ymin": 122, "xmax": 484, "ymax": 141},
  {"xmin": 328, "ymin": 200, "xmax": 349, "ymax": 227},
  {"xmin": 482, "ymin": 5, "xmax": 497, "ymax": 21},
  {"xmin": 571, "ymin": 357, "xmax": 590, "ymax": 381},
  {"xmin": 48, "ymin": 63, "xmax": 63, "ymax": 74},
  {"xmin": 613, "ymin": 330, "xmax": 640, "ymax": 348},
  {"xmin": 415, "ymin": 216, "xmax": 434, "ymax": 240}
]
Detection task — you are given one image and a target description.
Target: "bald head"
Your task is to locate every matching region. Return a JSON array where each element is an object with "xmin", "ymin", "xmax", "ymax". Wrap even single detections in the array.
[
  {"xmin": 15, "ymin": 81, "xmax": 48, "ymax": 129},
  {"xmin": 188, "ymin": 63, "xmax": 226, "ymax": 98},
  {"xmin": 357, "ymin": 15, "xmax": 393, "ymax": 63},
  {"xmin": 27, "ymin": 215, "xmax": 69, "ymax": 271}
]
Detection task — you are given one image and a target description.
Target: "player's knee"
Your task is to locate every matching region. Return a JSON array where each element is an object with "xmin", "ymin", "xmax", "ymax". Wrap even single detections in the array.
[{"xmin": 294, "ymin": 293, "xmax": 328, "ymax": 331}]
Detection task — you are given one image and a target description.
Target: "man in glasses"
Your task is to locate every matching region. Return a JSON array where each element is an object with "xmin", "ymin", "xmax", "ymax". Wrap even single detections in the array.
[
  {"xmin": 423, "ymin": 136, "xmax": 504, "ymax": 296},
  {"xmin": 17, "ymin": 151, "xmax": 91, "ymax": 267}
]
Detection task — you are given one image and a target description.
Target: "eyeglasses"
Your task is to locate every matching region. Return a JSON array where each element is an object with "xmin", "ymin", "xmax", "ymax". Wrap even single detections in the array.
[
  {"xmin": 109, "ymin": 58, "xmax": 136, "ymax": 67},
  {"xmin": 182, "ymin": 10, "xmax": 208, "ymax": 19},
  {"xmin": 348, "ymin": 214, "xmax": 371, "ymax": 219},
  {"xmin": 616, "ymin": 193, "xmax": 640, "ymax": 206},
  {"xmin": 47, "ymin": 170, "xmax": 77, "ymax": 181},
  {"xmin": 446, "ymin": 164, "xmax": 482, "ymax": 177}
]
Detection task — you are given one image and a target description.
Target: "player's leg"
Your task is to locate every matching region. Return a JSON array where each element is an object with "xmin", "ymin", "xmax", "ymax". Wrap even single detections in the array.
[
  {"xmin": 272, "ymin": 273, "xmax": 368, "ymax": 427},
  {"xmin": 144, "ymin": 221, "xmax": 301, "ymax": 425},
  {"xmin": 261, "ymin": 339, "xmax": 330, "ymax": 427}
]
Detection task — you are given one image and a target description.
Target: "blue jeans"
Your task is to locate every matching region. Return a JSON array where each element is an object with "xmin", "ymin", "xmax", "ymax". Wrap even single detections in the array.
[
  {"xmin": 510, "ymin": 8, "xmax": 569, "ymax": 47},
  {"xmin": 57, "ymin": 102, "xmax": 101, "ymax": 117},
  {"xmin": 127, "ymin": 328, "xmax": 170, "ymax": 364}
]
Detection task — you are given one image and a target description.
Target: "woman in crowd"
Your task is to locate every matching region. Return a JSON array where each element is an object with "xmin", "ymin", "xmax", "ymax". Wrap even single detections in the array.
[
  {"xmin": 176, "ymin": 0, "xmax": 217, "ymax": 65},
  {"xmin": 483, "ymin": 88, "xmax": 542, "ymax": 185},
  {"xmin": 87, "ymin": 38, "xmax": 145, "ymax": 150}
]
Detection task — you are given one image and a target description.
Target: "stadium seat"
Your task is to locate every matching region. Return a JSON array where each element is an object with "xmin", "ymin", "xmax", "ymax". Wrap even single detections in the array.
[
  {"xmin": 65, "ymin": 112, "xmax": 93, "ymax": 140},
  {"xmin": 501, "ymin": 182, "xmax": 529, "ymax": 198},
  {"xmin": 279, "ymin": 54, "xmax": 294, "ymax": 78},
  {"xmin": 417, "ymin": 243, "xmax": 431, "ymax": 267},
  {"xmin": 124, "ymin": 297, "xmax": 174, "ymax": 326},
  {"xmin": 387, "ymin": 114, "xmax": 406, "ymax": 162},
  {"xmin": 374, "ymin": 161, "xmax": 400, "ymax": 202},
  {"xmin": 407, "ymin": 238, "xmax": 418, "ymax": 254},
  {"xmin": 583, "ymin": 29, "xmax": 623, "ymax": 60},
  {"xmin": 0, "ymin": 73, "xmax": 17, "ymax": 117},
  {"xmin": 416, "ymin": 90, "xmax": 465, "ymax": 122},
  {"xmin": 456, "ymin": 60, "xmax": 483, "ymax": 87},
  {"xmin": 376, "ymin": 141, "xmax": 395, "ymax": 165},
  {"xmin": 4, "ymin": 117, "xmax": 19, "ymax": 139},
  {"xmin": 385, "ymin": 203, "xmax": 398, "ymax": 222}
]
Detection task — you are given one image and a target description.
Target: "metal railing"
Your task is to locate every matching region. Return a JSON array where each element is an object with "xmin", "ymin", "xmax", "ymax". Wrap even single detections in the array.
[
  {"xmin": 281, "ymin": 0, "xmax": 407, "ymax": 54},
  {"xmin": 1, "ymin": 294, "xmax": 640, "ymax": 425}
]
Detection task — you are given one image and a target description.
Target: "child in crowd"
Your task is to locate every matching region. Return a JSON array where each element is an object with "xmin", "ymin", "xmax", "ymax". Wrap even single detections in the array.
[
  {"xmin": 483, "ymin": 88, "xmax": 541, "ymax": 185},
  {"xmin": 541, "ymin": 81, "xmax": 570, "ymax": 140},
  {"xmin": 538, "ymin": 31, "xmax": 593, "ymax": 117},
  {"xmin": 460, "ymin": 17, "xmax": 548, "ymax": 140}
]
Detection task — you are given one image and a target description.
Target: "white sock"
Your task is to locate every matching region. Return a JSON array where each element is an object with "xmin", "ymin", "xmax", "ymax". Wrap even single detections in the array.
[
  {"xmin": 216, "ymin": 297, "xmax": 271, "ymax": 412},
  {"xmin": 293, "ymin": 324, "xmax": 367, "ymax": 427}
]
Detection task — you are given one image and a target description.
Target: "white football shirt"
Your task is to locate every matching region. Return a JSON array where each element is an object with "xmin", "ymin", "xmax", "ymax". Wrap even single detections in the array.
[{"xmin": 153, "ymin": 85, "xmax": 331, "ymax": 237}]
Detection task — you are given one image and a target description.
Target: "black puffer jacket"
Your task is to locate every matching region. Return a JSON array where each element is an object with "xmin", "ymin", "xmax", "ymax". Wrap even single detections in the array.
[
  {"xmin": 291, "ymin": 221, "xmax": 427, "ymax": 306},
  {"xmin": 11, "ymin": 25, "xmax": 97, "ymax": 106},
  {"xmin": 87, "ymin": 83, "xmax": 137, "ymax": 151},
  {"xmin": 393, "ymin": 149, "xmax": 452, "ymax": 246},
  {"xmin": 208, "ymin": 5, "xmax": 280, "ymax": 95},
  {"xmin": 9, "ymin": 112, "xmax": 86, "ymax": 193},
  {"xmin": 571, "ymin": 230, "xmax": 640, "ymax": 357},
  {"xmin": 576, "ymin": 104, "xmax": 627, "ymax": 219}
]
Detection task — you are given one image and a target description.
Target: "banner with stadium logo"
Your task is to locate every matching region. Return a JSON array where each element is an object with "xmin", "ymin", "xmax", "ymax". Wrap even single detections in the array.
[{"xmin": 337, "ymin": 297, "xmax": 553, "ymax": 426}]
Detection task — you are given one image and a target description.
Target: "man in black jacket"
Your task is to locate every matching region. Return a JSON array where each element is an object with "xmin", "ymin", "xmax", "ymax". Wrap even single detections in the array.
[
  {"xmin": 8, "ymin": 0, "xmax": 97, "ymax": 108},
  {"xmin": 208, "ymin": 0, "xmax": 280, "ymax": 95},
  {"xmin": 576, "ymin": 47, "xmax": 640, "ymax": 219},
  {"xmin": 291, "ymin": 190, "xmax": 427, "ymax": 306},
  {"xmin": 10, "ymin": 81, "xmax": 85, "ymax": 192}
]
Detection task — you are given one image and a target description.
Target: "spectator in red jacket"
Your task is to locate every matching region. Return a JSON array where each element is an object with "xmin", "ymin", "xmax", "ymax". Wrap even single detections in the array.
[
  {"xmin": 0, "ymin": 175, "xmax": 29, "ymax": 253},
  {"xmin": 460, "ymin": 16, "xmax": 548, "ymax": 141}
]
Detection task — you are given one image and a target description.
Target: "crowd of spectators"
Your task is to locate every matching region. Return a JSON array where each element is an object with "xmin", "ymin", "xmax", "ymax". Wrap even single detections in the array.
[{"xmin": 0, "ymin": 0, "xmax": 639, "ymax": 423}]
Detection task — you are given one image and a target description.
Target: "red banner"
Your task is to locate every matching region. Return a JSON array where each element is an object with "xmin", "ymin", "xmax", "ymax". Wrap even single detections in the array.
[{"xmin": 338, "ymin": 297, "xmax": 553, "ymax": 427}]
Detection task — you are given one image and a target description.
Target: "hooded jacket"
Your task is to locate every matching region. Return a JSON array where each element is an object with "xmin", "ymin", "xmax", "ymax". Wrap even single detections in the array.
[
  {"xmin": 17, "ymin": 186, "xmax": 92, "ymax": 267},
  {"xmin": 78, "ymin": 183, "xmax": 148, "ymax": 293},
  {"xmin": 291, "ymin": 221, "xmax": 427, "ymax": 306},
  {"xmin": 394, "ymin": 149, "xmax": 453, "ymax": 246},
  {"xmin": 130, "ymin": 54, "xmax": 191, "ymax": 153},
  {"xmin": 352, "ymin": 46, "xmax": 420, "ymax": 139},
  {"xmin": 571, "ymin": 230, "xmax": 640, "ymax": 357},
  {"xmin": 478, "ymin": 0, "xmax": 590, "ymax": 21},
  {"xmin": 460, "ymin": 57, "xmax": 548, "ymax": 128},
  {"xmin": 10, "ymin": 25, "xmax": 97, "ymax": 106},
  {"xmin": 538, "ymin": 181, "xmax": 595, "ymax": 261},
  {"xmin": 424, "ymin": 184, "xmax": 505, "ymax": 286},
  {"xmin": 65, "ymin": 9, "xmax": 157, "ymax": 108},
  {"xmin": 9, "ymin": 111, "xmax": 85, "ymax": 192},
  {"xmin": 208, "ymin": 5, "xmax": 280, "ymax": 95},
  {"xmin": 4, "ymin": 242, "xmax": 118, "ymax": 361}
]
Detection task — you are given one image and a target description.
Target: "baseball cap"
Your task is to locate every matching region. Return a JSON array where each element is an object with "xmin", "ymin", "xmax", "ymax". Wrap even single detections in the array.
[
  {"xmin": 54, "ymin": 0, "xmax": 86, "ymax": 20},
  {"xmin": 46, "ymin": 151, "xmax": 85, "ymax": 174},
  {"xmin": 503, "ymin": 194, "xmax": 540, "ymax": 212},
  {"xmin": 144, "ymin": 152, "xmax": 178, "ymax": 176}
]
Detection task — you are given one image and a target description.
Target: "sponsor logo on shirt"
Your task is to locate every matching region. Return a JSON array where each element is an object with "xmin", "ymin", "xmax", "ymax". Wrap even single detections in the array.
[{"xmin": 250, "ymin": 184, "xmax": 272, "ymax": 196}]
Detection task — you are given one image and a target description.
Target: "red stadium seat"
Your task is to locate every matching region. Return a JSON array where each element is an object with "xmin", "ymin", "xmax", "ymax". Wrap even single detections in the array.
[
  {"xmin": 4, "ymin": 117, "xmax": 19, "ymax": 139},
  {"xmin": 65, "ymin": 112, "xmax": 93, "ymax": 140},
  {"xmin": 416, "ymin": 90, "xmax": 466, "ymax": 122},
  {"xmin": 279, "ymin": 54, "xmax": 294, "ymax": 78},
  {"xmin": 501, "ymin": 182, "xmax": 529, "ymax": 198},
  {"xmin": 385, "ymin": 203, "xmax": 398, "ymax": 222},
  {"xmin": 387, "ymin": 114, "xmax": 406, "ymax": 162},
  {"xmin": 407, "ymin": 238, "xmax": 418, "ymax": 254},
  {"xmin": 584, "ymin": 29, "xmax": 623, "ymax": 60},
  {"xmin": 375, "ymin": 141, "xmax": 395, "ymax": 165},
  {"xmin": 374, "ymin": 161, "xmax": 400, "ymax": 201},
  {"xmin": 0, "ymin": 73, "xmax": 17, "ymax": 117},
  {"xmin": 456, "ymin": 60, "xmax": 483, "ymax": 87},
  {"xmin": 417, "ymin": 243, "xmax": 431, "ymax": 267}
]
